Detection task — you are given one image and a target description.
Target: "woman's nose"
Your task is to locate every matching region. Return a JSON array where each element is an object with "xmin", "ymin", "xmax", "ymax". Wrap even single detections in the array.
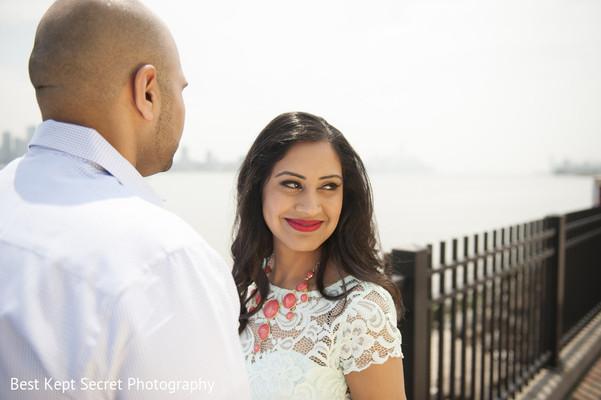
[{"xmin": 295, "ymin": 190, "xmax": 321, "ymax": 215}]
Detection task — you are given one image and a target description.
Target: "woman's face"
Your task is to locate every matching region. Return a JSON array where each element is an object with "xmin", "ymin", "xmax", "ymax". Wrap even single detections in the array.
[{"xmin": 262, "ymin": 141, "xmax": 343, "ymax": 255}]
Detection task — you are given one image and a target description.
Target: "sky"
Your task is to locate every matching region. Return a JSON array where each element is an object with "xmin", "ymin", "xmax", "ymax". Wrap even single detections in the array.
[{"xmin": 1, "ymin": 0, "xmax": 600, "ymax": 173}]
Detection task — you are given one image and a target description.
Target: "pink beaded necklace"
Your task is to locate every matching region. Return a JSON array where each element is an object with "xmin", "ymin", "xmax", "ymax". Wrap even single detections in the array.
[{"xmin": 249, "ymin": 260, "xmax": 317, "ymax": 353}]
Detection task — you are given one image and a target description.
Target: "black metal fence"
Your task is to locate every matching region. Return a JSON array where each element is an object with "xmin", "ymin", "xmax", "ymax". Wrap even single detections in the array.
[{"xmin": 391, "ymin": 206, "xmax": 601, "ymax": 400}]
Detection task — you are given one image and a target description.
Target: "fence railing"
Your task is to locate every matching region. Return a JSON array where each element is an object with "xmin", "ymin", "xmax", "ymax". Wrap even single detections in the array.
[{"xmin": 390, "ymin": 206, "xmax": 601, "ymax": 400}]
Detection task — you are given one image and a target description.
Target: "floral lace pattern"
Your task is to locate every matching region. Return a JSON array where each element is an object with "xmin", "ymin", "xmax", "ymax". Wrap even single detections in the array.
[{"xmin": 240, "ymin": 276, "xmax": 403, "ymax": 399}]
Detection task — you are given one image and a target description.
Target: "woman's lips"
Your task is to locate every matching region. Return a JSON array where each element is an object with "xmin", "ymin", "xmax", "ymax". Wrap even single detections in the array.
[{"xmin": 285, "ymin": 218, "xmax": 323, "ymax": 232}]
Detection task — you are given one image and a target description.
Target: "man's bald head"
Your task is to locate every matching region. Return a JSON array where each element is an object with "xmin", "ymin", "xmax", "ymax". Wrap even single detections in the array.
[{"xmin": 29, "ymin": 0, "xmax": 177, "ymax": 120}]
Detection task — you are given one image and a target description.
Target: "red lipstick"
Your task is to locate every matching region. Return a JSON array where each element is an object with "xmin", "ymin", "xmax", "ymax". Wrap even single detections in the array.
[{"xmin": 286, "ymin": 218, "xmax": 323, "ymax": 232}]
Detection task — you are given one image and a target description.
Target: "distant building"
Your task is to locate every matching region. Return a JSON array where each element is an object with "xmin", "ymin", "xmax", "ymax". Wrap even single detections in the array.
[
  {"xmin": 552, "ymin": 159, "xmax": 601, "ymax": 176},
  {"xmin": 0, "ymin": 127, "xmax": 36, "ymax": 166},
  {"xmin": 1, "ymin": 132, "xmax": 13, "ymax": 165},
  {"xmin": 170, "ymin": 146, "xmax": 240, "ymax": 172}
]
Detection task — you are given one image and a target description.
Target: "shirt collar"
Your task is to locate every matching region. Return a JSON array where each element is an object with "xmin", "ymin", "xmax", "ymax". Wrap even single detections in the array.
[{"xmin": 30, "ymin": 120, "xmax": 164, "ymax": 207}]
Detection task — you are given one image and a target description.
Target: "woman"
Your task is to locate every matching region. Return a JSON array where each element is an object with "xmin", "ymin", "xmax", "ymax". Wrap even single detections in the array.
[{"xmin": 232, "ymin": 111, "xmax": 406, "ymax": 399}]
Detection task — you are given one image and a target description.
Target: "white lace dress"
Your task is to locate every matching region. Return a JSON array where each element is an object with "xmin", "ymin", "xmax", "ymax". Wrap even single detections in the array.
[{"xmin": 240, "ymin": 276, "xmax": 403, "ymax": 399}]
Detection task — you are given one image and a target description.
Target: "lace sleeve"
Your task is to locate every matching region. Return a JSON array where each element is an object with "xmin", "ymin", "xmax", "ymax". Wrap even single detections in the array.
[{"xmin": 337, "ymin": 284, "xmax": 403, "ymax": 374}]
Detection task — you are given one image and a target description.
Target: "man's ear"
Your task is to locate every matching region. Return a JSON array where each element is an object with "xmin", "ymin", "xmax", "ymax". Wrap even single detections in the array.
[{"xmin": 133, "ymin": 64, "xmax": 158, "ymax": 121}]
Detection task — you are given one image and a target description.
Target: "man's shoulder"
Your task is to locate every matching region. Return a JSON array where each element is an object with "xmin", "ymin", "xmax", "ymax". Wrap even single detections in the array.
[
  {"xmin": 78, "ymin": 195, "xmax": 214, "ymax": 263},
  {"xmin": 0, "ymin": 154, "xmax": 225, "ymax": 289},
  {"xmin": 100, "ymin": 195, "xmax": 197, "ymax": 239}
]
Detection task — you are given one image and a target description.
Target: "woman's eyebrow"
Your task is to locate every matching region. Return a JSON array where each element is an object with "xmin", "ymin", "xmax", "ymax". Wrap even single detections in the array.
[
  {"xmin": 319, "ymin": 174, "xmax": 343, "ymax": 180},
  {"xmin": 275, "ymin": 171, "xmax": 342, "ymax": 180},
  {"xmin": 275, "ymin": 171, "xmax": 306, "ymax": 179}
]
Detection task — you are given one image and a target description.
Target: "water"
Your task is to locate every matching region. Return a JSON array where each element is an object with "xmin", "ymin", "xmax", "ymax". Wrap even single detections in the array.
[{"xmin": 147, "ymin": 171, "xmax": 595, "ymax": 262}]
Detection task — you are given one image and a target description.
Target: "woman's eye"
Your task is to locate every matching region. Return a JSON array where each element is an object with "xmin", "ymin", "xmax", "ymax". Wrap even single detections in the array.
[
  {"xmin": 281, "ymin": 180, "xmax": 302, "ymax": 189},
  {"xmin": 322, "ymin": 182, "xmax": 341, "ymax": 191}
]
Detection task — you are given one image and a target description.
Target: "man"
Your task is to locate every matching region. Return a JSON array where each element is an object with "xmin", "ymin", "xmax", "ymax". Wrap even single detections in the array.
[{"xmin": 0, "ymin": 0, "xmax": 251, "ymax": 398}]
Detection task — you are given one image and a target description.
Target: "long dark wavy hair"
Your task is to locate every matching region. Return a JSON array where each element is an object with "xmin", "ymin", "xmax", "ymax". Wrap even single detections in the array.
[{"xmin": 232, "ymin": 111, "xmax": 402, "ymax": 333}]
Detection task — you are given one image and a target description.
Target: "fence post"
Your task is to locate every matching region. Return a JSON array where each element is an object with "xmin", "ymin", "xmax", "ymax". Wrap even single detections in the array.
[
  {"xmin": 390, "ymin": 247, "xmax": 431, "ymax": 400},
  {"xmin": 545, "ymin": 215, "xmax": 566, "ymax": 367}
]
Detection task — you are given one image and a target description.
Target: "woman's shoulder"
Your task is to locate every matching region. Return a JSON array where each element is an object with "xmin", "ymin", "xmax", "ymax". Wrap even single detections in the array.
[
  {"xmin": 332, "ymin": 277, "xmax": 404, "ymax": 374},
  {"xmin": 330, "ymin": 277, "xmax": 397, "ymax": 319},
  {"xmin": 346, "ymin": 277, "xmax": 395, "ymax": 303}
]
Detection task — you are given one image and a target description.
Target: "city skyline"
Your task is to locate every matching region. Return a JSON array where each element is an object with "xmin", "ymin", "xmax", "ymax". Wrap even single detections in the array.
[{"xmin": 3, "ymin": 124, "xmax": 598, "ymax": 175}]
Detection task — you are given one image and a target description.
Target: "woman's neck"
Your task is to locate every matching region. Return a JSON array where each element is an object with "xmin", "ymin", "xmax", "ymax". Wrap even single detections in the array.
[{"xmin": 269, "ymin": 249, "xmax": 320, "ymax": 290}]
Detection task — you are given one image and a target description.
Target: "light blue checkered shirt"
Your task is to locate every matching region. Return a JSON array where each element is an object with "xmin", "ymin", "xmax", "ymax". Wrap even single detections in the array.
[{"xmin": 0, "ymin": 120, "xmax": 251, "ymax": 399}]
